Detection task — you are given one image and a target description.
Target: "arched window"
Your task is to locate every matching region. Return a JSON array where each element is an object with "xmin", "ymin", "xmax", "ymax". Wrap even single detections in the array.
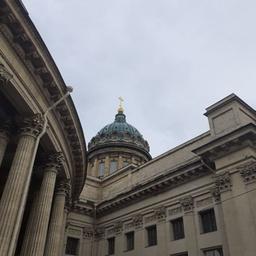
[{"xmin": 110, "ymin": 160, "xmax": 117, "ymax": 174}]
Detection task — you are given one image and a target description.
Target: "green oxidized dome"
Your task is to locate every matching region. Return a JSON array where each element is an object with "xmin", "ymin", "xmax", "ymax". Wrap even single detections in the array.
[{"xmin": 88, "ymin": 110, "xmax": 150, "ymax": 153}]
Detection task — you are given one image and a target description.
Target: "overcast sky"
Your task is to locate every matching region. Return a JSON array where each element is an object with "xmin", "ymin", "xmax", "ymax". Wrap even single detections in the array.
[{"xmin": 22, "ymin": 0, "xmax": 256, "ymax": 157}]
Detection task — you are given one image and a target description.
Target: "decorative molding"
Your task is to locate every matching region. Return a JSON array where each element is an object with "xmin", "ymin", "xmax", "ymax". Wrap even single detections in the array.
[
  {"xmin": 96, "ymin": 161, "xmax": 209, "ymax": 217},
  {"xmin": 0, "ymin": 120, "xmax": 11, "ymax": 139},
  {"xmin": 95, "ymin": 227, "xmax": 105, "ymax": 240},
  {"xmin": 132, "ymin": 214, "xmax": 143, "ymax": 229},
  {"xmin": 19, "ymin": 113, "xmax": 44, "ymax": 138},
  {"xmin": 214, "ymin": 172, "xmax": 232, "ymax": 193},
  {"xmin": 0, "ymin": 3, "xmax": 86, "ymax": 200},
  {"xmin": 180, "ymin": 196, "xmax": 194, "ymax": 212},
  {"xmin": 210, "ymin": 187, "xmax": 221, "ymax": 203},
  {"xmin": 83, "ymin": 226, "xmax": 94, "ymax": 240},
  {"xmin": 0, "ymin": 63, "xmax": 13, "ymax": 84},
  {"xmin": 238, "ymin": 161, "xmax": 256, "ymax": 184},
  {"xmin": 56, "ymin": 179, "xmax": 71, "ymax": 198},
  {"xmin": 168, "ymin": 207, "xmax": 182, "ymax": 216},
  {"xmin": 196, "ymin": 197, "xmax": 213, "ymax": 208}
]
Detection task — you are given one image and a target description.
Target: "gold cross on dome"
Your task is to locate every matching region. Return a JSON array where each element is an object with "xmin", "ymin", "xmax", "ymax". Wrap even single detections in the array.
[{"xmin": 118, "ymin": 97, "xmax": 124, "ymax": 112}]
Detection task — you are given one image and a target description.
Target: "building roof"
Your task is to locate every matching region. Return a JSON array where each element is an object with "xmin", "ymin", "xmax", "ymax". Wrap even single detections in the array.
[{"xmin": 88, "ymin": 109, "xmax": 150, "ymax": 154}]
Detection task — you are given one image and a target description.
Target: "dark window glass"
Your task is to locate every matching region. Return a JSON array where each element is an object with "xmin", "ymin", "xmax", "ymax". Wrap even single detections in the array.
[
  {"xmin": 171, "ymin": 217, "xmax": 185, "ymax": 240},
  {"xmin": 108, "ymin": 237, "xmax": 115, "ymax": 255},
  {"xmin": 65, "ymin": 237, "xmax": 79, "ymax": 255},
  {"xmin": 147, "ymin": 225, "xmax": 157, "ymax": 246},
  {"xmin": 200, "ymin": 208, "xmax": 217, "ymax": 233},
  {"xmin": 204, "ymin": 248, "xmax": 223, "ymax": 256},
  {"xmin": 126, "ymin": 231, "xmax": 134, "ymax": 251}
]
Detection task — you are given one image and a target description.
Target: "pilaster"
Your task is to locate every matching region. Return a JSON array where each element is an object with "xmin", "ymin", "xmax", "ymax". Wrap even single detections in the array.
[{"xmin": 180, "ymin": 196, "xmax": 199, "ymax": 256}]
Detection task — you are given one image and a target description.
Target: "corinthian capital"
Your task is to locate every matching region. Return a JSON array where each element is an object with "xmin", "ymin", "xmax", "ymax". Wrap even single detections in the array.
[
  {"xmin": 56, "ymin": 179, "xmax": 71, "ymax": 197},
  {"xmin": 214, "ymin": 172, "xmax": 232, "ymax": 193},
  {"xmin": 238, "ymin": 161, "xmax": 256, "ymax": 184},
  {"xmin": 0, "ymin": 120, "xmax": 11, "ymax": 139},
  {"xmin": 180, "ymin": 195, "xmax": 194, "ymax": 212},
  {"xmin": 19, "ymin": 113, "xmax": 44, "ymax": 137},
  {"xmin": 0, "ymin": 64, "xmax": 13, "ymax": 84}
]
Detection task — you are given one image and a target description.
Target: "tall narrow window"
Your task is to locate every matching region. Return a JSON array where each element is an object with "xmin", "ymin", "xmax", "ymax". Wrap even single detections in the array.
[
  {"xmin": 125, "ymin": 231, "xmax": 134, "ymax": 251},
  {"xmin": 110, "ymin": 160, "xmax": 117, "ymax": 174},
  {"xmin": 65, "ymin": 237, "xmax": 79, "ymax": 255},
  {"xmin": 146, "ymin": 225, "xmax": 157, "ymax": 246},
  {"xmin": 108, "ymin": 237, "xmax": 115, "ymax": 255},
  {"xmin": 171, "ymin": 217, "xmax": 185, "ymax": 240},
  {"xmin": 204, "ymin": 248, "xmax": 223, "ymax": 256},
  {"xmin": 200, "ymin": 208, "xmax": 217, "ymax": 233},
  {"xmin": 98, "ymin": 162, "xmax": 105, "ymax": 177}
]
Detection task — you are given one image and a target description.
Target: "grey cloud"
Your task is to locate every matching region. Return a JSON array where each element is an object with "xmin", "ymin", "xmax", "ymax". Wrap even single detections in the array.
[{"xmin": 23, "ymin": 0, "xmax": 256, "ymax": 156}]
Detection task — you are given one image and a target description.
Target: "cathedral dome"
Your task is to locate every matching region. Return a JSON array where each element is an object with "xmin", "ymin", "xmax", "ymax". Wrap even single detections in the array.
[{"xmin": 88, "ymin": 109, "xmax": 150, "ymax": 155}]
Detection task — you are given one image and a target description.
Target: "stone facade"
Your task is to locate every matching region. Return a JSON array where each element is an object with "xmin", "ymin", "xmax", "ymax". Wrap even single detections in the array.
[{"xmin": 1, "ymin": 1, "xmax": 256, "ymax": 256}]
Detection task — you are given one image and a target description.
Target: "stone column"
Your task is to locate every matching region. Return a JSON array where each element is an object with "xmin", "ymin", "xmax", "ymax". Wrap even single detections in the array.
[
  {"xmin": 180, "ymin": 196, "xmax": 199, "ymax": 256},
  {"xmin": 20, "ymin": 153, "xmax": 64, "ymax": 256},
  {"xmin": 105, "ymin": 155, "xmax": 110, "ymax": 176},
  {"xmin": 0, "ymin": 121, "xmax": 10, "ymax": 168},
  {"xmin": 44, "ymin": 180, "xmax": 70, "ymax": 256},
  {"xmin": 0, "ymin": 114, "xmax": 44, "ymax": 256},
  {"xmin": 59, "ymin": 207, "xmax": 69, "ymax": 255},
  {"xmin": 118, "ymin": 155, "xmax": 123, "ymax": 169}
]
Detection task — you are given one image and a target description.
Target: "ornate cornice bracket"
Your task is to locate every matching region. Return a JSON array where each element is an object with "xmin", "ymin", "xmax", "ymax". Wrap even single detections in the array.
[
  {"xmin": 132, "ymin": 214, "xmax": 143, "ymax": 229},
  {"xmin": 154, "ymin": 206, "xmax": 166, "ymax": 222},
  {"xmin": 214, "ymin": 171, "xmax": 232, "ymax": 193},
  {"xmin": 238, "ymin": 161, "xmax": 256, "ymax": 184},
  {"xmin": 180, "ymin": 195, "xmax": 194, "ymax": 212}
]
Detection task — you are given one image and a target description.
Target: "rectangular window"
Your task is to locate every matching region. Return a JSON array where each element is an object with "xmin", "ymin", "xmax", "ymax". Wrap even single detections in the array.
[
  {"xmin": 200, "ymin": 208, "xmax": 217, "ymax": 233},
  {"xmin": 171, "ymin": 217, "xmax": 185, "ymax": 240},
  {"xmin": 108, "ymin": 237, "xmax": 115, "ymax": 255},
  {"xmin": 146, "ymin": 225, "xmax": 157, "ymax": 247},
  {"xmin": 110, "ymin": 160, "xmax": 117, "ymax": 174},
  {"xmin": 125, "ymin": 231, "xmax": 134, "ymax": 251},
  {"xmin": 204, "ymin": 248, "xmax": 223, "ymax": 256},
  {"xmin": 98, "ymin": 162, "xmax": 105, "ymax": 177},
  {"xmin": 65, "ymin": 237, "xmax": 79, "ymax": 255}
]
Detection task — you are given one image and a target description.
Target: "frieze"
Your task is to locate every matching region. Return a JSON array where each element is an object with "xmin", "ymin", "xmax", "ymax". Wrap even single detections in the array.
[
  {"xmin": 0, "ymin": 63, "xmax": 13, "ymax": 84},
  {"xmin": 180, "ymin": 196, "xmax": 194, "ymax": 212},
  {"xmin": 196, "ymin": 197, "xmax": 213, "ymax": 208},
  {"xmin": 83, "ymin": 226, "xmax": 94, "ymax": 240},
  {"xmin": 214, "ymin": 172, "xmax": 232, "ymax": 193},
  {"xmin": 95, "ymin": 227, "xmax": 105, "ymax": 240},
  {"xmin": 132, "ymin": 214, "xmax": 143, "ymax": 229},
  {"xmin": 210, "ymin": 187, "xmax": 221, "ymax": 203},
  {"xmin": 238, "ymin": 161, "xmax": 256, "ymax": 184},
  {"xmin": 168, "ymin": 207, "xmax": 182, "ymax": 216}
]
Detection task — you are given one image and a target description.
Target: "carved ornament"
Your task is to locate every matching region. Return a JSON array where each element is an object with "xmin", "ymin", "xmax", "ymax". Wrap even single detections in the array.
[
  {"xmin": 19, "ymin": 113, "xmax": 44, "ymax": 137},
  {"xmin": 0, "ymin": 64, "xmax": 13, "ymax": 84},
  {"xmin": 238, "ymin": 161, "xmax": 256, "ymax": 184},
  {"xmin": 180, "ymin": 195, "xmax": 194, "ymax": 212},
  {"xmin": 214, "ymin": 172, "xmax": 232, "ymax": 193}
]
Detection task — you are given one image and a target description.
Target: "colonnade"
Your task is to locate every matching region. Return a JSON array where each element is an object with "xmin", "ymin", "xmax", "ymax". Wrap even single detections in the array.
[{"xmin": 0, "ymin": 115, "xmax": 70, "ymax": 256}]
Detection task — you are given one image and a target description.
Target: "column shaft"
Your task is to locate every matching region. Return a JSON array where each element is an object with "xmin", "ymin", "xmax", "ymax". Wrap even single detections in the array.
[
  {"xmin": 44, "ymin": 183, "xmax": 68, "ymax": 256},
  {"xmin": 20, "ymin": 167, "xmax": 58, "ymax": 256},
  {"xmin": 0, "ymin": 128, "xmax": 9, "ymax": 167},
  {"xmin": 0, "ymin": 134, "xmax": 37, "ymax": 255}
]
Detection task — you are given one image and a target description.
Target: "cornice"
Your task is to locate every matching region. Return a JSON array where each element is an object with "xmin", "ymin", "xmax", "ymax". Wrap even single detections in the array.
[
  {"xmin": 193, "ymin": 123, "xmax": 256, "ymax": 161},
  {"xmin": 96, "ymin": 160, "xmax": 210, "ymax": 217},
  {"xmin": 0, "ymin": 1, "xmax": 87, "ymax": 200}
]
